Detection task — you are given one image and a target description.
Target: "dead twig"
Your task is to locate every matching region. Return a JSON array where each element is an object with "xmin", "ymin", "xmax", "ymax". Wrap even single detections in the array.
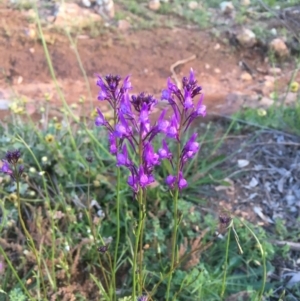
[
  {"xmin": 170, "ymin": 54, "xmax": 196, "ymax": 89},
  {"xmin": 271, "ymin": 240, "xmax": 300, "ymax": 251}
]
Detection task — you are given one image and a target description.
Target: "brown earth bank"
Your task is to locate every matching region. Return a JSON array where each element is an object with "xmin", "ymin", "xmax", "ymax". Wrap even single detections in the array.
[{"xmin": 0, "ymin": 5, "xmax": 298, "ymax": 121}]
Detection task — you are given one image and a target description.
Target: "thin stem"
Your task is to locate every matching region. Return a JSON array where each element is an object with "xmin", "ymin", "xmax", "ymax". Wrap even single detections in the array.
[
  {"xmin": 132, "ymin": 188, "xmax": 144, "ymax": 299},
  {"xmin": 221, "ymin": 227, "xmax": 231, "ymax": 298},
  {"xmin": 166, "ymin": 139, "xmax": 181, "ymax": 301},
  {"xmin": 113, "ymin": 167, "xmax": 121, "ymax": 301},
  {"xmin": 241, "ymin": 221, "xmax": 267, "ymax": 301},
  {"xmin": 15, "ymin": 174, "xmax": 47, "ymax": 300}
]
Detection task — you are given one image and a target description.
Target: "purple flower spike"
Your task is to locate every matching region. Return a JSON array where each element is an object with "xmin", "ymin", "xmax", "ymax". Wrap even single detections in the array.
[
  {"xmin": 143, "ymin": 143, "xmax": 159, "ymax": 166},
  {"xmin": 158, "ymin": 140, "xmax": 172, "ymax": 160},
  {"xmin": 184, "ymin": 133, "xmax": 199, "ymax": 157},
  {"xmin": 166, "ymin": 174, "xmax": 176, "ymax": 189},
  {"xmin": 128, "ymin": 174, "xmax": 138, "ymax": 193},
  {"xmin": 184, "ymin": 88, "xmax": 193, "ymax": 109},
  {"xmin": 166, "ymin": 114, "xmax": 179, "ymax": 139},
  {"xmin": 1, "ymin": 150, "xmax": 23, "ymax": 181},
  {"xmin": 157, "ymin": 109, "xmax": 169, "ymax": 133},
  {"xmin": 120, "ymin": 91, "xmax": 133, "ymax": 117},
  {"xmin": 96, "ymin": 76, "xmax": 108, "ymax": 101},
  {"xmin": 108, "ymin": 133, "xmax": 117, "ymax": 155},
  {"xmin": 114, "ymin": 113, "xmax": 132, "ymax": 138},
  {"xmin": 195, "ymin": 94, "xmax": 206, "ymax": 117},
  {"xmin": 1, "ymin": 161, "xmax": 12, "ymax": 176},
  {"xmin": 178, "ymin": 172, "xmax": 188, "ymax": 190},
  {"xmin": 138, "ymin": 165, "xmax": 154, "ymax": 188},
  {"xmin": 189, "ymin": 68, "xmax": 195, "ymax": 83},
  {"xmin": 167, "ymin": 77, "xmax": 180, "ymax": 94},
  {"xmin": 122, "ymin": 75, "xmax": 132, "ymax": 91},
  {"xmin": 95, "ymin": 108, "xmax": 107, "ymax": 127},
  {"xmin": 117, "ymin": 145, "xmax": 131, "ymax": 167}
]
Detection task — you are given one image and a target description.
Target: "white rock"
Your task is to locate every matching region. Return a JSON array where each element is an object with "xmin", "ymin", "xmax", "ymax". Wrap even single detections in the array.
[
  {"xmin": 241, "ymin": 0, "xmax": 250, "ymax": 6},
  {"xmin": 118, "ymin": 19, "xmax": 131, "ymax": 31},
  {"xmin": 269, "ymin": 38, "xmax": 289, "ymax": 57},
  {"xmin": 148, "ymin": 0, "xmax": 160, "ymax": 11},
  {"xmin": 188, "ymin": 1, "xmax": 198, "ymax": 10},
  {"xmin": 220, "ymin": 1, "xmax": 234, "ymax": 15},
  {"xmin": 249, "ymin": 177, "xmax": 259, "ymax": 187},
  {"xmin": 270, "ymin": 28, "xmax": 277, "ymax": 36},
  {"xmin": 214, "ymin": 43, "xmax": 221, "ymax": 50},
  {"xmin": 214, "ymin": 68, "xmax": 221, "ymax": 73},
  {"xmin": 240, "ymin": 72, "xmax": 252, "ymax": 81},
  {"xmin": 238, "ymin": 159, "xmax": 249, "ymax": 168},
  {"xmin": 268, "ymin": 67, "xmax": 281, "ymax": 75},
  {"xmin": 236, "ymin": 28, "xmax": 256, "ymax": 48},
  {"xmin": 96, "ymin": 0, "xmax": 115, "ymax": 18},
  {"xmin": 82, "ymin": 0, "xmax": 91, "ymax": 7}
]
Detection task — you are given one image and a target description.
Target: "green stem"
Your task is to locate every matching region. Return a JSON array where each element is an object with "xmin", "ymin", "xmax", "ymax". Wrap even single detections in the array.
[
  {"xmin": 241, "ymin": 221, "xmax": 267, "ymax": 301},
  {"xmin": 166, "ymin": 138, "xmax": 181, "ymax": 301},
  {"xmin": 113, "ymin": 167, "xmax": 121, "ymax": 301},
  {"xmin": 15, "ymin": 174, "xmax": 47, "ymax": 300},
  {"xmin": 221, "ymin": 227, "xmax": 231, "ymax": 298},
  {"xmin": 132, "ymin": 188, "xmax": 144, "ymax": 299}
]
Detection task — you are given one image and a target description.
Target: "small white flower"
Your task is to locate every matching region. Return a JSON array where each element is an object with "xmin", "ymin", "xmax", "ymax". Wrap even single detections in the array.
[
  {"xmin": 65, "ymin": 244, "xmax": 70, "ymax": 251},
  {"xmin": 29, "ymin": 167, "xmax": 36, "ymax": 173},
  {"xmin": 29, "ymin": 191, "xmax": 36, "ymax": 197},
  {"xmin": 38, "ymin": 171, "xmax": 45, "ymax": 176},
  {"xmin": 97, "ymin": 209, "xmax": 105, "ymax": 218},
  {"xmin": 41, "ymin": 156, "xmax": 48, "ymax": 163}
]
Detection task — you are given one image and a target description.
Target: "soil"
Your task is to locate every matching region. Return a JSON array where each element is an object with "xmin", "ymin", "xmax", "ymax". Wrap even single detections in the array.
[{"xmin": 0, "ymin": 4, "xmax": 298, "ymax": 121}]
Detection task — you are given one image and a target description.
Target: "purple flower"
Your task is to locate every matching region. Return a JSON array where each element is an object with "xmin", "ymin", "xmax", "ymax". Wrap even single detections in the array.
[
  {"xmin": 104, "ymin": 74, "xmax": 121, "ymax": 91},
  {"xmin": 157, "ymin": 111, "xmax": 170, "ymax": 134},
  {"xmin": 114, "ymin": 113, "xmax": 132, "ymax": 138},
  {"xmin": 137, "ymin": 296, "xmax": 148, "ymax": 301},
  {"xmin": 189, "ymin": 68, "xmax": 196, "ymax": 83},
  {"xmin": 182, "ymin": 133, "xmax": 200, "ymax": 160},
  {"xmin": 158, "ymin": 140, "xmax": 172, "ymax": 160},
  {"xmin": 108, "ymin": 133, "xmax": 117, "ymax": 155},
  {"xmin": 116, "ymin": 145, "xmax": 131, "ymax": 167},
  {"xmin": 195, "ymin": 94, "xmax": 206, "ymax": 117},
  {"xmin": 128, "ymin": 173, "xmax": 138, "ymax": 193},
  {"xmin": 166, "ymin": 174, "xmax": 176, "ymax": 189},
  {"xmin": 1, "ymin": 150, "xmax": 23, "ymax": 181},
  {"xmin": 184, "ymin": 88, "xmax": 193, "ymax": 109},
  {"xmin": 178, "ymin": 172, "xmax": 188, "ymax": 190},
  {"xmin": 167, "ymin": 77, "xmax": 180, "ymax": 95},
  {"xmin": 131, "ymin": 93, "xmax": 157, "ymax": 112},
  {"xmin": 139, "ymin": 103, "xmax": 151, "ymax": 137},
  {"xmin": 138, "ymin": 165, "xmax": 154, "ymax": 188},
  {"xmin": 143, "ymin": 143, "xmax": 159, "ymax": 166},
  {"xmin": 166, "ymin": 114, "xmax": 179, "ymax": 139},
  {"xmin": 122, "ymin": 75, "xmax": 132, "ymax": 91},
  {"xmin": 97, "ymin": 76, "xmax": 109, "ymax": 101},
  {"xmin": 120, "ymin": 91, "xmax": 133, "ymax": 117},
  {"xmin": 4, "ymin": 150, "xmax": 22, "ymax": 164},
  {"xmin": 95, "ymin": 108, "xmax": 108, "ymax": 127}
]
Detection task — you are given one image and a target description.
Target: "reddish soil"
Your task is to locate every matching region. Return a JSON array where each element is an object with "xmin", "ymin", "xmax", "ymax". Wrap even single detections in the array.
[{"xmin": 0, "ymin": 5, "xmax": 297, "ymax": 121}]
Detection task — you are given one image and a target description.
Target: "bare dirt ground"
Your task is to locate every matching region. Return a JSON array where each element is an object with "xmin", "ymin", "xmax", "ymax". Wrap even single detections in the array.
[{"xmin": 0, "ymin": 4, "xmax": 298, "ymax": 121}]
